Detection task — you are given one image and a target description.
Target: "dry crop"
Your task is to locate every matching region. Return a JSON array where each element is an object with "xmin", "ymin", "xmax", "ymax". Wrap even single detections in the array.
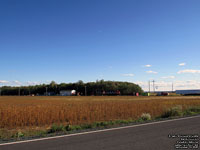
[{"xmin": 0, "ymin": 96, "xmax": 200, "ymax": 129}]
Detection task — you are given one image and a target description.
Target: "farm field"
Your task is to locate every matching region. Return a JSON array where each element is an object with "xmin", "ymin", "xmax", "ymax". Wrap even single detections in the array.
[{"xmin": 1, "ymin": 96, "xmax": 200, "ymax": 130}]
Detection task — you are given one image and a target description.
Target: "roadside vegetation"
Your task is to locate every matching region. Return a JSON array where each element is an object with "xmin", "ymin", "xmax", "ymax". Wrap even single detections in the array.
[{"xmin": 0, "ymin": 96, "xmax": 200, "ymax": 141}]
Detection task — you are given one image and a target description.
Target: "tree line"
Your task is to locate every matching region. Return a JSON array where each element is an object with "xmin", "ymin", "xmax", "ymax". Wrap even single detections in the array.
[{"xmin": 0, "ymin": 80, "xmax": 144, "ymax": 96}]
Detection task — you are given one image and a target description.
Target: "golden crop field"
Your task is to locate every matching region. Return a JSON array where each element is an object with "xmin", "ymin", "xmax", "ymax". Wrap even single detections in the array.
[{"xmin": 1, "ymin": 96, "xmax": 200, "ymax": 129}]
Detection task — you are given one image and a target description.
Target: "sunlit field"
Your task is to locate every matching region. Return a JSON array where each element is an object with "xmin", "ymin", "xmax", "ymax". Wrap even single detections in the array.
[{"xmin": 1, "ymin": 96, "xmax": 200, "ymax": 130}]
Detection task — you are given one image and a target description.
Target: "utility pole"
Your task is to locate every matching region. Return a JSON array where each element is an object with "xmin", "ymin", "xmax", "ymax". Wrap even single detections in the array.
[
  {"xmin": 18, "ymin": 87, "xmax": 20, "ymax": 96},
  {"xmin": 29, "ymin": 88, "xmax": 31, "ymax": 96},
  {"xmin": 85, "ymin": 86, "xmax": 87, "ymax": 96},
  {"xmin": 152, "ymin": 80, "xmax": 155, "ymax": 93},
  {"xmin": 172, "ymin": 82, "xmax": 174, "ymax": 93},
  {"xmin": 148, "ymin": 81, "xmax": 151, "ymax": 93},
  {"xmin": 0, "ymin": 88, "xmax": 1, "ymax": 96},
  {"xmin": 55, "ymin": 84, "xmax": 57, "ymax": 95},
  {"xmin": 46, "ymin": 87, "xmax": 48, "ymax": 96}
]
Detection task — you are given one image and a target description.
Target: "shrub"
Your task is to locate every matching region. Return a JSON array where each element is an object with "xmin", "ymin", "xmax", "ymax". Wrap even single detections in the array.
[
  {"xmin": 93, "ymin": 122, "xmax": 101, "ymax": 128},
  {"xmin": 16, "ymin": 131, "xmax": 24, "ymax": 138},
  {"xmin": 188, "ymin": 107, "xmax": 200, "ymax": 113},
  {"xmin": 92, "ymin": 122, "xmax": 105, "ymax": 128},
  {"xmin": 80, "ymin": 124, "xmax": 92, "ymax": 129},
  {"xmin": 49, "ymin": 124, "xmax": 65, "ymax": 133},
  {"xmin": 183, "ymin": 106, "xmax": 200, "ymax": 115},
  {"xmin": 136, "ymin": 118, "xmax": 144, "ymax": 122},
  {"xmin": 161, "ymin": 105, "xmax": 183, "ymax": 118},
  {"xmin": 66, "ymin": 125, "xmax": 82, "ymax": 131},
  {"xmin": 140, "ymin": 113, "xmax": 151, "ymax": 121},
  {"xmin": 100, "ymin": 122, "xmax": 109, "ymax": 127}
]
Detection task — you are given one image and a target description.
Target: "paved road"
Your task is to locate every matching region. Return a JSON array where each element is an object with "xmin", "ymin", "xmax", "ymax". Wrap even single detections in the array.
[{"xmin": 1, "ymin": 116, "xmax": 200, "ymax": 150}]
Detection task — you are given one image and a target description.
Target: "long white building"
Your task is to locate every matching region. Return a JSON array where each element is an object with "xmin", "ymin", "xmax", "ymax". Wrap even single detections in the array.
[{"xmin": 176, "ymin": 90, "xmax": 200, "ymax": 95}]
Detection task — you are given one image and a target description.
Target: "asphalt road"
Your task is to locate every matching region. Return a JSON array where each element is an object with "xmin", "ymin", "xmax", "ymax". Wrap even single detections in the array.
[{"xmin": 1, "ymin": 116, "xmax": 200, "ymax": 150}]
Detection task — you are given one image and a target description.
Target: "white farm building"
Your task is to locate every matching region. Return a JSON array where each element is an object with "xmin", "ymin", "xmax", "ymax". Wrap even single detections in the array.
[{"xmin": 60, "ymin": 90, "xmax": 76, "ymax": 96}]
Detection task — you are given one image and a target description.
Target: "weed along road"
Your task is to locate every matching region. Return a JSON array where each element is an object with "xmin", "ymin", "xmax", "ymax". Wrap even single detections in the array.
[{"xmin": 1, "ymin": 116, "xmax": 200, "ymax": 150}]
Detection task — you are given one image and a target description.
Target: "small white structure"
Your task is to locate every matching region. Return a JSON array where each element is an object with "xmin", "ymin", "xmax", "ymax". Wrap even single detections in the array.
[{"xmin": 60, "ymin": 90, "xmax": 76, "ymax": 96}]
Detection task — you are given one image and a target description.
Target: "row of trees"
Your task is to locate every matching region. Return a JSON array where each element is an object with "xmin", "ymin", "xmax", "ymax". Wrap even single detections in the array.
[{"xmin": 0, "ymin": 80, "xmax": 144, "ymax": 96}]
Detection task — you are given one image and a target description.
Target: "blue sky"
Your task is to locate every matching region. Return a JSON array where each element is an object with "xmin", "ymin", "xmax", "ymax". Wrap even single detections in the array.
[{"xmin": 1, "ymin": 0, "xmax": 200, "ymax": 91}]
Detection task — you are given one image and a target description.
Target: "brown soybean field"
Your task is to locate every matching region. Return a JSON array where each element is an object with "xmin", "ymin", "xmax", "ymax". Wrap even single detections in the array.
[{"xmin": 1, "ymin": 96, "xmax": 200, "ymax": 130}]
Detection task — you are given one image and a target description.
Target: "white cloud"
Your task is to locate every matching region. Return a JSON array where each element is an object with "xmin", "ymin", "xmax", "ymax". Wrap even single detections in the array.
[
  {"xmin": 144, "ymin": 65, "xmax": 152, "ymax": 67},
  {"xmin": 174, "ymin": 80, "xmax": 200, "ymax": 89},
  {"xmin": 0, "ymin": 80, "xmax": 57, "ymax": 87},
  {"xmin": 179, "ymin": 63, "xmax": 186, "ymax": 66},
  {"xmin": 0, "ymin": 80, "xmax": 23, "ymax": 87},
  {"xmin": 135, "ymin": 81, "xmax": 172, "ymax": 91},
  {"xmin": 177, "ymin": 69, "xmax": 200, "ymax": 74},
  {"xmin": 12, "ymin": 80, "xmax": 22, "ymax": 85},
  {"xmin": 135, "ymin": 80, "xmax": 200, "ymax": 91},
  {"xmin": 146, "ymin": 71, "xmax": 158, "ymax": 74},
  {"xmin": 122, "ymin": 73, "xmax": 134, "ymax": 77},
  {"xmin": 26, "ymin": 81, "xmax": 40, "ymax": 85},
  {"xmin": 161, "ymin": 76, "xmax": 175, "ymax": 79},
  {"xmin": 0, "ymin": 80, "xmax": 9, "ymax": 84}
]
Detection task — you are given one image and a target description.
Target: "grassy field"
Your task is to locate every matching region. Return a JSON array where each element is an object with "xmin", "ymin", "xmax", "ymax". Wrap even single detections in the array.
[{"xmin": 1, "ymin": 96, "xmax": 200, "ymax": 130}]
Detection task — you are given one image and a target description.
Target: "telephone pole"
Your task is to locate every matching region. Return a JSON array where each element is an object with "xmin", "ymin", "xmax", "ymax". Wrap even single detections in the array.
[
  {"xmin": 148, "ymin": 80, "xmax": 151, "ymax": 93},
  {"xmin": 85, "ymin": 86, "xmax": 87, "ymax": 96},
  {"xmin": 152, "ymin": 80, "xmax": 155, "ymax": 93},
  {"xmin": 172, "ymin": 82, "xmax": 174, "ymax": 93},
  {"xmin": 46, "ymin": 87, "xmax": 48, "ymax": 96},
  {"xmin": 18, "ymin": 87, "xmax": 20, "ymax": 96},
  {"xmin": 29, "ymin": 88, "xmax": 31, "ymax": 96}
]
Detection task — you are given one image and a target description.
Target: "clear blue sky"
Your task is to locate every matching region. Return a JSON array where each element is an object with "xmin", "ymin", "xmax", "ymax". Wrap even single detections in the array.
[{"xmin": 1, "ymin": 0, "xmax": 200, "ymax": 90}]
